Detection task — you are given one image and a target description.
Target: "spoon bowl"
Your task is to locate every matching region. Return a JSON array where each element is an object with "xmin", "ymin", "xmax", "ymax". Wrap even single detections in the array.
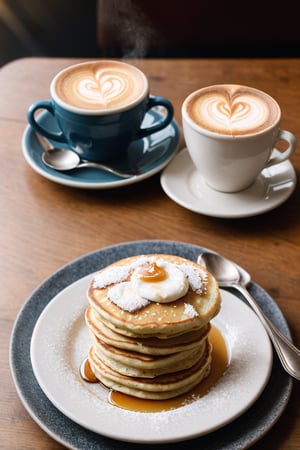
[
  {"xmin": 199, "ymin": 252, "xmax": 241, "ymax": 286},
  {"xmin": 41, "ymin": 148, "xmax": 140, "ymax": 178},
  {"xmin": 42, "ymin": 147, "xmax": 80, "ymax": 171},
  {"xmin": 36, "ymin": 133, "xmax": 142, "ymax": 179},
  {"xmin": 198, "ymin": 250, "xmax": 300, "ymax": 380}
]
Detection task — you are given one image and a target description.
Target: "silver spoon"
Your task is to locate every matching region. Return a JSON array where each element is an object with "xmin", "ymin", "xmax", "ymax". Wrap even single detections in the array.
[
  {"xmin": 36, "ymin": 133, "xmax": 141, "ymax": 179},
  {"xmin": 198, "ymin": 251, "xmax": 300, "ymax": 380}
]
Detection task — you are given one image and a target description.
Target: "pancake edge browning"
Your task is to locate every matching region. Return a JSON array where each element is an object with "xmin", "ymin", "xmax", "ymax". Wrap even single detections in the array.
[
  {"xmin": 88, "ymin": 341, "xmax": 212, "ymax": 400},
  {"xmin": 85, "ymin": 306, "xmax": 211, "ymax": 355},
  {"xmin": 92, "ymin": 336, "xmax": 208, "ymax": 377},
  {"xmin": 87, "ymin": 254, "xmax": 221, "ymax": 338},
  {"xmin": 85, "ymin": 253, "xmax": 220, "ymax": 400}
]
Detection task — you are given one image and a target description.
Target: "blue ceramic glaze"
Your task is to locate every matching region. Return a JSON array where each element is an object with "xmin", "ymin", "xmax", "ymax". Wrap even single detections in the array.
[
  {"xmin": 22, "ymin": 109, "xmax": 180, "ymax": 189},
  {"xmin": 27, "ymin": 95, "xmax": 173, "ymax": 162}
]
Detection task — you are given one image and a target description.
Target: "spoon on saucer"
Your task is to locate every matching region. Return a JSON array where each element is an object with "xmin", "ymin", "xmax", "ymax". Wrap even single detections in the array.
[
  {"xmin": 198, "ymin": 251, "xmax": 300, "ymax": 380},
  {"xmin": 35, "ymin": 133, "xmax": 141, "ymax": 179}
]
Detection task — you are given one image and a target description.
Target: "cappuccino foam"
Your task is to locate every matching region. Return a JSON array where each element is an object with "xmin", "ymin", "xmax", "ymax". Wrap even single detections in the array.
[
  {"xmin": 184, "ymin": 85, "xmax": 280, "ymax": 136},
  {"xmin": 54, "ymin": 61, "xmax": 147, "ymax": 111}
]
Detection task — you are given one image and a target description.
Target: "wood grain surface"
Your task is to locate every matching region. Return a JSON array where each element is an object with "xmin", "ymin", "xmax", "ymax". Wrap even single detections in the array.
[{"xmin": 0, "ymin": 57, "xmax": 299, "ymax": 449}]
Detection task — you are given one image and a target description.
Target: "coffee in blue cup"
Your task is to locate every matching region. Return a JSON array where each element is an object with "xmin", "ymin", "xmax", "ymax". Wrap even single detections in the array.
[{"xmin": 27, "ymin": 60, "xmax": 174, "ymax": 162}]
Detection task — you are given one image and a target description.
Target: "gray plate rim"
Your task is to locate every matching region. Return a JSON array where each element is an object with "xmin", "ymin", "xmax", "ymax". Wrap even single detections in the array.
[{"xmin": 9, "ymin": 240, "xmax": 293, "ymax": 450}]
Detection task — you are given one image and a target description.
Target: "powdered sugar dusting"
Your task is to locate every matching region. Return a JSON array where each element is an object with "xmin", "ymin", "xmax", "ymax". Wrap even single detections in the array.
[
  {"xmin": 93, "ymin": 257, "xmax": 207, "ymax": 296},
  {"xmin": 93, "ymin": 266, "xmax": 130, "ymax": 288},
  {"xmin": 31, "ymin": 276, "xmax": 272, "ymax": 442},
  {"xmin": 178, "ymin": 264, "xmax": 207, "ymax": 294},
  {"xmin": 108, "ymin": 281, "xmax": 150, "ymax": 312},
  {"xmin": 93, "ymin": 256, "xmax": 157, "ymax": 289},
  {"xmin": 131, "ymin": 255, "xmax": 157, "ymax": 268},
  {"xmin": 92, "ymin": 257, "xmax": 208, "ymax": 313},
  {"xmin": 183, "ymin": 303, "xmax": 199, "ymax": 318}
]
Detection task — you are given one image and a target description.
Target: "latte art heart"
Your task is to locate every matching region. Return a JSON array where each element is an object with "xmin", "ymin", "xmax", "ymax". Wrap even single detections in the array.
[
  {"xmin": 218, "ymin": 101, "xmax": 251, "ymax": 121},
  {"xmin": 204, "ymin": 95, "xmax": 267, "ymax": 133},
  {"xmin": 185, "ymin": 85, "xmax": 280, "ymax": 136},
  {"xmin": 77, "ymin": 72, "xmax": 128, "ymax": 105},
  {"xmin": 55, "ymin": 61, "xmax": 146, "ymax": 111}
]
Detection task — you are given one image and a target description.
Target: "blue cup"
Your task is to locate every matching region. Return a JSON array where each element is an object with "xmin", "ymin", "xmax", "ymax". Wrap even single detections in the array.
[{"xmin": 27, "ymin": 60, "xmax": 174, "ymax": 162}]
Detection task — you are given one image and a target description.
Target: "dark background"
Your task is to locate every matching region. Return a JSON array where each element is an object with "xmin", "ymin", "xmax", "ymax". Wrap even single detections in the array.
[{"xmin": 1, "ymin": 0, "xmax": 300, "ymax": 67}]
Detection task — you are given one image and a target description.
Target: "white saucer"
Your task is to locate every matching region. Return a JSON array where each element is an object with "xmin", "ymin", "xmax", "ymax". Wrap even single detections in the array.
[
  {"xmin": 160, "ymin": 148, "xmax": 296, "ymax": 218},
  {"xmin": 30, "ymin": 275, "xmax": 272, "ymax": 444}
]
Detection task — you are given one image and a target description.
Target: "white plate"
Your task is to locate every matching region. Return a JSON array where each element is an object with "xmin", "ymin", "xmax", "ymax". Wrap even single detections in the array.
[
  {"xmin": 160, "ymin": 148, "xmax": 296, "ymax": 218},
  {"xmin": 30, "ymin": 275, "xmax": 272, "ymax": 444},
  {"xmin": 22, "ymin": 109, "xmax": 180, "ymax": 189}
]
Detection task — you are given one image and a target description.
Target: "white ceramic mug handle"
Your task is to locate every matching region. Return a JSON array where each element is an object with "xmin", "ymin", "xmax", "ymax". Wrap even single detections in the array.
[{"xmin": 267, "ymin": 129, "xmax": 297, "ymax": 167}]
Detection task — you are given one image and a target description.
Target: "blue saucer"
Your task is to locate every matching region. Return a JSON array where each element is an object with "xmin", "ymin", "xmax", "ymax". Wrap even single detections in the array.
[{"xmin": 22, "ymin": 109, "xmax": 180, "ymax": 189}]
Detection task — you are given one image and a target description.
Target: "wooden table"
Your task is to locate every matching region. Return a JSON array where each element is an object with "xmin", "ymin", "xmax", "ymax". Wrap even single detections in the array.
[{"xmin": 1, "ymin": 57, "xmax": 299, "ymax": 449}]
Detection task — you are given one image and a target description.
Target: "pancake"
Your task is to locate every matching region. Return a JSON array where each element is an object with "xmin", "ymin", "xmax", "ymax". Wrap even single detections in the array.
[
  {"xmin": 87, "ymin": 254, "xmax": 221, "ymax": 338},
  {"xmin": 88, "ymin": 341, "xmax": 212, "ymax": 399},
  {"xmin": 92, "ymin": 334, "xmax": 208, "ymax": 377},
  {"xmin": 85, "ymin": 306, "xmax": 211, "ymax": 355},
  {"xmin": 85, "ymin": 253, "xmax": 221, "ymax": 400}
]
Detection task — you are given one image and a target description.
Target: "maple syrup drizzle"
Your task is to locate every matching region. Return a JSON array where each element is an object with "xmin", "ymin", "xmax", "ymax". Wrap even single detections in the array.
[
  {"xmin": 138, "ymin": 262, "xmax": 167, "ymax": 282},
  {"xmin": 81, "ymin": 325, "xmax": 228, "ymax": 412}
]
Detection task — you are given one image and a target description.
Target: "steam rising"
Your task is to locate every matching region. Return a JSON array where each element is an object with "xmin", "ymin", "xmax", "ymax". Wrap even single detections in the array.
[{"xmin": 97, "ymin": 0, "xmax": 162, "ymax": 58}]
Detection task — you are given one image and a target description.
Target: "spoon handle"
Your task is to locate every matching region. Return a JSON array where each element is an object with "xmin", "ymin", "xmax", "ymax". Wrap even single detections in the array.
[
  {"xmin": 78, "ymin": 161, "xmax": 139, "ymax": 178},
  {"xmin": 233, "ymin": 283, "xmax": 300, "ymax": 380}
]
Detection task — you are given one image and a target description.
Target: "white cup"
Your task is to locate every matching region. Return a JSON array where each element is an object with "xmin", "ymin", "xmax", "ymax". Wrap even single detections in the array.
[{"xmin": 182, "ymin": 84, "xmax": 297, "ymax": 192}]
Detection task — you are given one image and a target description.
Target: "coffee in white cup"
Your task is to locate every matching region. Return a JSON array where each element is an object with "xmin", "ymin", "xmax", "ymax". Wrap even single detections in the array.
[{"xmin": 182, "ymin": 84, "xmax": 297, "ymax": 192}]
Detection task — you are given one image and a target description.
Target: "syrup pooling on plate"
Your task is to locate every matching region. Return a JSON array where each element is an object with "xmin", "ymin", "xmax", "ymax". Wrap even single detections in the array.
[
  {"xmin": 55, "ymin": 61, "xmax": 147, "ymax": 110},
  {"xmin": 80, "ymin": 325, "xmax": 228, "ymax": 412},
  {"xmin": 184, "ymin": 84, "xmax": 280, "ymax": 136},
  {"xmin": 109, "ymin": 325, "xmax": 228, "ymax": 412},
  {"xmin": 80, "ymin": 358, "xmax": 98, "ymax": 383}
]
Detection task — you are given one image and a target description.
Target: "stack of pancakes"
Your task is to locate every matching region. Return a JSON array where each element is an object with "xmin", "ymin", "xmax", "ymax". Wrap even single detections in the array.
[{"xmin": 85, "ymin": 254, "xmax": 221, "ymax": 400}]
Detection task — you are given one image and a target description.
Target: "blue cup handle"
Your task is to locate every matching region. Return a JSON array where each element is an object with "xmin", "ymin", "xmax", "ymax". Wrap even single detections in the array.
[
  {"xmin": 27, "ymin": 100, "xmax": 67, "ymax": 142},
  {"xmin": 137, "ymin": 96, "xmax": 174, "ymax": 138}
]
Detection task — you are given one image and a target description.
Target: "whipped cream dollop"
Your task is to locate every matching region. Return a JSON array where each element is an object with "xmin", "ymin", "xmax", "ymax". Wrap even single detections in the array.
[
  {"xmin": 92, "ymin": 256, "xmax": 207, "ymax": 313},
  {"xmin": 131, "ymin": 260, "xmax": 189, "ymax": 303}
]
